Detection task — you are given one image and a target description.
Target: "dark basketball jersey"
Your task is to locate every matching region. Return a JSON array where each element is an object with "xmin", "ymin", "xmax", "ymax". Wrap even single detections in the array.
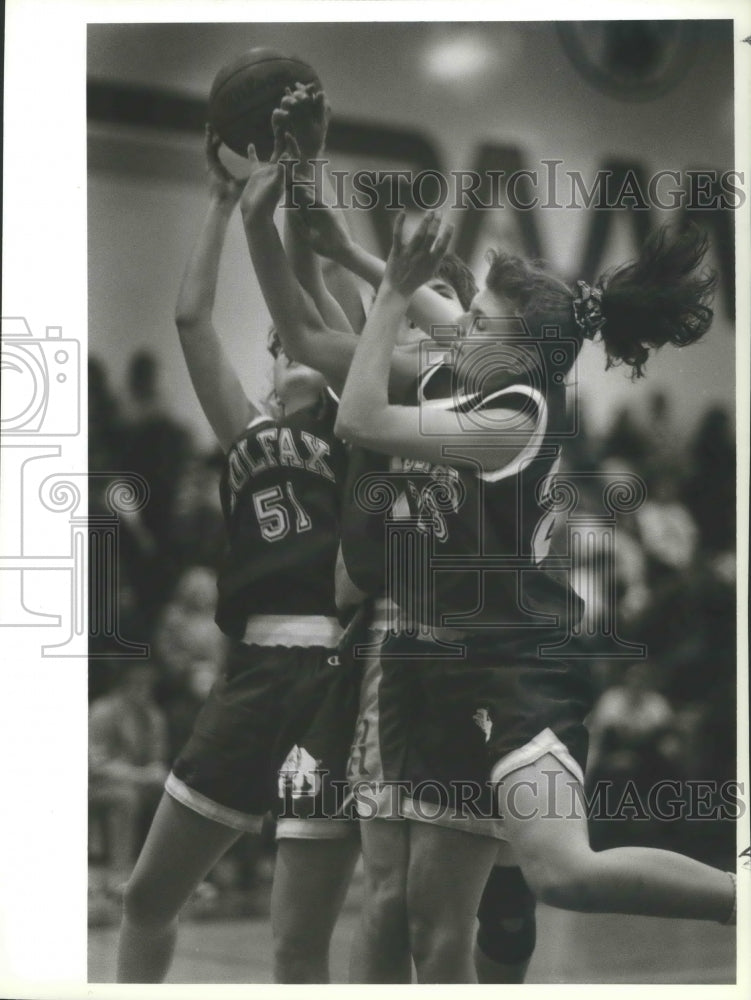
[
  {"xmin": 215, "ymin": 396, "xmax": 346, "ymax": 638},
  {"xmin": 340, "ymin": 355, "xmax": 582, "ymax": 632}
]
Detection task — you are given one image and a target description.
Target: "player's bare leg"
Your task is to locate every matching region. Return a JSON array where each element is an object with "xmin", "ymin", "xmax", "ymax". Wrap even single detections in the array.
[
  {"xmin": 117, "ymin": 793, "xmax": 243, "ymax": 982},
  {"xmin": 271, "ymin": 834, "xmax": 360, "ymax": 982},
  {"xmin": 499, "ymin": 753, "xmax": 736, "ymax": 923},
  {"xmin": 406, "ymin": 820, "xmax": 499, "ymax": 983},
  {"xmin": 353, "ymin": 817, "xmax": 412, "ymax": 982}
]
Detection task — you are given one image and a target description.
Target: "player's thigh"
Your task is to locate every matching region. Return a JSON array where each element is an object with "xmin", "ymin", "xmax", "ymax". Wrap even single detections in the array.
[
  {"xmin": 360, "ymin": 817, "xmax": 409, "ymax": 892},
  {"xmin": 271, "ymin": 834, "xmax": 360, "ymax": 945},
  {"xmin": 497, "ymin": 753, "xmax": 591, "ymax": 896},
  {"xmin": 123, "ymin": 792, "xmax": 241, "ymax": 924},
  {"xmin": 406, "ymin": 819, "xmax": 499, "ymax": 927}
]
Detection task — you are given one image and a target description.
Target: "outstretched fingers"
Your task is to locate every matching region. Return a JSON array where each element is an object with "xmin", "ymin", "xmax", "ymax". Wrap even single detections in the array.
[
  {"xmin": 270, "ymin": 109, "xmax": 289, "ymax": 163},
  {"xmin": 430, "ymin": 220, "xmax": 454, "ymax": 261},
  {"xmin": 282, "ymin": 131, "xmax": 302, "ymax": 163},
  {"xmin": 392, "ymin": 210, "xmax": 406, "ymax": 252}
]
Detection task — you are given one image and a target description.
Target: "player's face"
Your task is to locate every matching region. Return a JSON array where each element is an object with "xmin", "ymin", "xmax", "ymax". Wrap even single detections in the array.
[
  {"xmin": 428, "ymin": 277, "xmax": 463, "ymax": 308},
  {"xmin": 396, "ymin": 276, "xmax": 464, "ymax": 346},
  {"xmin": 454, "ymin": 287, "xmax": 518, "ymax": 339},
  {"xmin": 273, "ymin": 346, "xmax": 326, "ymax": 402},
  {"xmin": 452, "ymin": 287, "xmax": 527, "ymax": 383}
]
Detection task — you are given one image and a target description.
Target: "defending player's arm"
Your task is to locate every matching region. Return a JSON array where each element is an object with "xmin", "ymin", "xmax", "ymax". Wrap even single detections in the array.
[
  {"xmin": 294, "ymin": 190, "xmax": 462, "ymax": 334},
  {"xmin": 272, "ymin": 88, "xmax": 361, "ymax": 335},
  {"xmin": 336, "ymin": 211, "xmax": 537, "ymax": 472},
  {"xmin": 175, "ymin": 126, "xmax": 258, "ymax": 451},
  {"xmin": 239, "ymin": 142, "xmax": 421, "ymax": 397}
]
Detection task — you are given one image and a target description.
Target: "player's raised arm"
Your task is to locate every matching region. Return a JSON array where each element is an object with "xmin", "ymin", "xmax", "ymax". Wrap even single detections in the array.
[
  {"xmin": 335, "ymin": 211, "xmax": 536, "ymax": 471},
  {"xmin": 273, "ymin": 86, "xmax": 361, "ymax": 335},
  {"xmin": 239, "ymin": 140, "xmax": 421, "ymax": 397},
  {"xmin": 294, "ymin": 190, "xmax": 463, "ymax": 334},
  {"xmin": 175, "ymin": 126, "xmax": 258, "ymax": 451}
]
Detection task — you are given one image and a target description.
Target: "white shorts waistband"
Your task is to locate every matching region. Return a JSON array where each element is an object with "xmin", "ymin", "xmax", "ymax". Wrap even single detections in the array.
[{"xmin": 242, "ymin": 614, "xmax": 342, "ymax": 648}]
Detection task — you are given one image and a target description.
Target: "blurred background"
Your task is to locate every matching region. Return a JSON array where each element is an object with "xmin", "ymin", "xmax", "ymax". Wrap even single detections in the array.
[{"xmin": 86, "ymin": 20, "xmax": 737, "ymax": 981}]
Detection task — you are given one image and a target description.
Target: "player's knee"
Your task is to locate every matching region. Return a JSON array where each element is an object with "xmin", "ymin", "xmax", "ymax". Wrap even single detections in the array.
[
  {"xmin": 362, "ymin": 853, "xmax": 407, "ymax": 919},
  {"xmin": 407, "ymin": 884, "xmax": 466, "ymax": 968},
  {"xmin": 121, "ymin": 871, "xmax": 180, "ymax": 927},
  {"xmin": 408, "ymin": 908, "xmax": 456, "ymax": 970},
  {"xmin": 476, "ymin": 866, "xmax": 537, "ymax": 964},
  {"xmin": 529, "ymin": 853, "xmax": 597, "ymax": 912},
  {"xmin": 363, "ymin": 875, "xmax": 407, "ymax": 940}
]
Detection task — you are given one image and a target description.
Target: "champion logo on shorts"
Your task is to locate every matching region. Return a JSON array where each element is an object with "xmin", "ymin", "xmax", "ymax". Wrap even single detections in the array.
[
  {"xmin": 278, "ymin": 744, "xmax": 323, "ymax": 799},
  {"xmin": 473, "ymin": 708, "xmax": 493, "ymax": 742}
]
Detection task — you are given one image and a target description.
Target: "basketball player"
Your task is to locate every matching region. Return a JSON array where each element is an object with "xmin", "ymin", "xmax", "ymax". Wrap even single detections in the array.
[
  {"xmin": 240, "ymin": 103, "xmax": 540, "ymax": 981},
  {"xmin": 116, "ymin": 126, "xmax": 360, "ymax": 984},
  {"xmin": 332, "ymin": 209, "xmax": 736, "ymax": 981}
]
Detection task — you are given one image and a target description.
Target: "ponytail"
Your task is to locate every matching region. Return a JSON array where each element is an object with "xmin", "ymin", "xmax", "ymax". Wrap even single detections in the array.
[{"xmin": 595, "ymin": 224, "xmax": 716, "ymax": 379}]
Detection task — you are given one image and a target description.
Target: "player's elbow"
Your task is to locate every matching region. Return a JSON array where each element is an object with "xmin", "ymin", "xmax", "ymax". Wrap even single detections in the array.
[
  {"xmin": 174, "ymin": 306, "xmax": 207, "ymax": 332},
  {"xmin": 333, "ymin": 410, "xmax": 356, "ymax": 442},
  {"xmin": 277, "ymin": 321, "xmax": 327, "ymax": 368},
  {"xmin": 334, "ymin": 408, "xmax": 367, "ymax": 444}
]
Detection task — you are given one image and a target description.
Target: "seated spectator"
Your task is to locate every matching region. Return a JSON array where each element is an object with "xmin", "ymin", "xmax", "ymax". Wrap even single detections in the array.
[
  {"xmin": 683, "ymin": 406, "xmax": 735, "ymax": 554},
  {"xmin": 121, "ymin": 349, "xmax": 195, "ymax": 614},
  {"xmin": 168, "ymin": 450, "xmax": 226, "ymax": 576},
  {"xmin": 89, "ymin": 661, "xmax": 168, "ymax": 892},
  {"xmin": 588, "ymin": 662, "xmax": 676, "ymax": 779},
  {"xmin": 635, "ymin": 468, "xmax": 698, "ymax": 578},
  {"xmin": 151, "ymin": 566, "xmax": 227, "ymax": 757},
  {"xmin": 586, "ymin": 663, "xmax": 680, "ymax": 848},
  {"xmin": 153, "ymin": 566, "xmax": 225, "ymax": 681}
]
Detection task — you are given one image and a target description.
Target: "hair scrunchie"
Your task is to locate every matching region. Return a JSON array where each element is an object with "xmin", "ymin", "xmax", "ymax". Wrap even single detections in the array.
[{"xmin": 573, "ymin": 280, "xmax": 606, "ymax": 340}]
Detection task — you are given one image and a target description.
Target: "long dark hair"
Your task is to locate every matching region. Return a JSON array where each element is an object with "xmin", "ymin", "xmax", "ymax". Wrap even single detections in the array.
[
  {"xmin": 597, "ymin": 225, "xmax": 716, "ymax": 377},
  {"xmin": 485, "ymin": 224, "xmax": 716, "ymax": 379}
]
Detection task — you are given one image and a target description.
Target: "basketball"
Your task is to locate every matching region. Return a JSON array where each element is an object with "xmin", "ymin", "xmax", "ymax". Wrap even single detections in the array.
[{"xmin": 208, "ymin": 48, "xmax": 322, "ymax": 159}]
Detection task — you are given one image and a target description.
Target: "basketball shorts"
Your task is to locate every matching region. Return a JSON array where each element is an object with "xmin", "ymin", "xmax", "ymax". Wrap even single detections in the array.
[
  {"xmin": 346, "ymin": 618, "xmax": 593, "ymax": 840},
  {"xmin": 167, "ymin": 614, "xmax": 360, "ymax": 840}
]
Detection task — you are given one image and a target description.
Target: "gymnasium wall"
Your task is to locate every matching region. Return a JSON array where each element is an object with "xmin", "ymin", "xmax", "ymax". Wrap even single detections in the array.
[{"xmin": 87, "ymin": 21, "xmax": 736, "ymax": 449}]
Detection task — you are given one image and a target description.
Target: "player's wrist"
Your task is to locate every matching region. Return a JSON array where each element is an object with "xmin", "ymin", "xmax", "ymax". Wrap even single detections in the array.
[
  {"xmin": 209, "ymin": 191, "xmax": 239, "ymax": 213},
  {"xmin": 379, "ymin": 278, "xmax": 411, "ymax": 304},
  {"xmin": 342, "ymin": 239, "xmax": 375, "ymax": 277},
  {"xmin": 241, "ymin": 196, "xmax": 275, "ymax": 224}
]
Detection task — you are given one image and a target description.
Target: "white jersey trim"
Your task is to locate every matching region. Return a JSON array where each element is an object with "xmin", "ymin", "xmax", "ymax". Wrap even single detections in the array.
[
  {"xmin": 418, "ymin": 356, "xmax": 451, "ymax": 401},
  {"xmin": 245, "ymin": 414, "xmax": 276, "ymax": 432},
  {"xmin": 418, "ymin": 372, "xmax": 549, "ymax": 482},
  {"xmin": 476, "ymin": 384, "xmax": 548, "ymax": 482}
]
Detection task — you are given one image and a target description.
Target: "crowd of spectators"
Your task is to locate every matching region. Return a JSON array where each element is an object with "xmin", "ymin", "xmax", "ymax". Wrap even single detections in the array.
[
  {"xmin": 88, "ymin": 352, "xmax": 737, "ymax": 912},
  {"xmin": 576, "ymin": 392, "xmax": 736, "ymax": 861}
]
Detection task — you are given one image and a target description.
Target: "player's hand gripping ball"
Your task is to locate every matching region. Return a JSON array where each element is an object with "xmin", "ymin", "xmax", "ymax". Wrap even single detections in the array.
[{"xmin": 208, "ymin": 47, "xmax": 322, "ymax": 160}]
